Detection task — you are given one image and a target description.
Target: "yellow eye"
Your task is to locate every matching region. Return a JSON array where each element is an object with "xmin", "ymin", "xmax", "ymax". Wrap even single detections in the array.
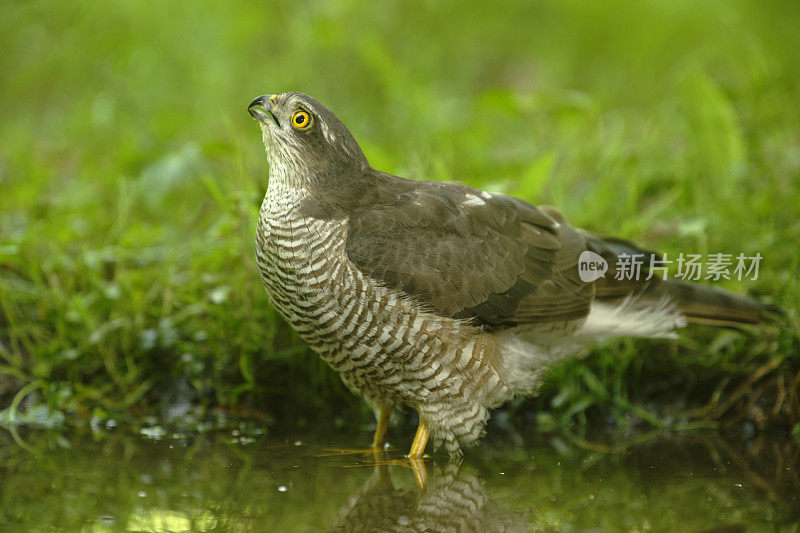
[{"xmin": 291, "ymin": 109, "xmax": 312, "ymax": 129}]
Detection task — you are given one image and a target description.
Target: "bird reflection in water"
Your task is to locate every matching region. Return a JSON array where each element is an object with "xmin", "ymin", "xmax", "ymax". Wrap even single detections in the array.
[{"xmin": 328, "ymin": 455, "xmax": 528, "ymax": 532}]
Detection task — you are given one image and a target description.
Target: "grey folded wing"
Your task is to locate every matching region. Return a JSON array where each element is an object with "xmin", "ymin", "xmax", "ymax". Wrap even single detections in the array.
[{"xmin": 345, "ymin": 180, "xmax": 595, "ymax": 329}]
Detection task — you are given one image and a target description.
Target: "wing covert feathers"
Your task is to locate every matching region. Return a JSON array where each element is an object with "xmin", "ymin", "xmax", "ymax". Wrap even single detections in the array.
[
  {"xmin": 345, "ymin": 178, "xmax": 593, "ymax": 328},
  {"xmin": 343, "ymin": 172, "xmax": 781, "ymax": 331}
]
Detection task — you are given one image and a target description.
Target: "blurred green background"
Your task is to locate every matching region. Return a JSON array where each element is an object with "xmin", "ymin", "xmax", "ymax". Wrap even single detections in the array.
[{"xmin": 1, "ymin": 0, "xmax": 798, "ymax": 439}]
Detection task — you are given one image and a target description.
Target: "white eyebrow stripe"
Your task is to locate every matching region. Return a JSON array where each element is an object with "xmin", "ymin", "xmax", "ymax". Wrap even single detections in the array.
[{"xmin": 320, "ymin": 120, "xmax": 337, "ymax": 143}]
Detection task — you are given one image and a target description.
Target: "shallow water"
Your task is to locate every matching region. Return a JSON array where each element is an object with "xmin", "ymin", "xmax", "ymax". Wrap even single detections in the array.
[{"xmin": 1, "ymin": 427, "xmax": 797, "ymax": 531}]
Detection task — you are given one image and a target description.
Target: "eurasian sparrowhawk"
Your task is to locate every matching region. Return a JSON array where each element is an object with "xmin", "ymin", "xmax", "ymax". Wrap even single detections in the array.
[{"xmin": 248, "ymin": 92, "xmax": 780, "ymax": 457}]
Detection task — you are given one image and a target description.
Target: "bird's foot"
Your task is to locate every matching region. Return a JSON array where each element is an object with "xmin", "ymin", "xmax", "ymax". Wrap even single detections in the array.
[{"xmin": 336, "ymin": 454, "xmax": 430, "ymax": 490}]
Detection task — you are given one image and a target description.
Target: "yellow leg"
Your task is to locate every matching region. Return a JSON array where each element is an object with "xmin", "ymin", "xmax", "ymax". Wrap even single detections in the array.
[
  {"xmin": 372, "ymin": 407, "xmax": 392, "ymax": 450},
  {"xmin": 408, "ymin": 419, "xmax": 430, "ymax": 458}
]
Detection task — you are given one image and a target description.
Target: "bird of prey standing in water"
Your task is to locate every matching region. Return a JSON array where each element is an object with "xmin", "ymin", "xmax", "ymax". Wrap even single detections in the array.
[{"xmin": 247, "ymin": 92, "xmax": 781, "ymax": 458}]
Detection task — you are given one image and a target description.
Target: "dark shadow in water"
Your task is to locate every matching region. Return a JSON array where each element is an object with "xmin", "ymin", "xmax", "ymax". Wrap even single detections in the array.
[{"xmin": 328, "ymin": 457, "xmax": 528, "ymax": 532}]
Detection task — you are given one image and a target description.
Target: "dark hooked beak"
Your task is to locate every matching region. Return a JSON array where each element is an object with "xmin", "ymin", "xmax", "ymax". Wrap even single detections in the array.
[{"xmin": 248, "ymin": 95, "xmax": 279, "ymax": 126}]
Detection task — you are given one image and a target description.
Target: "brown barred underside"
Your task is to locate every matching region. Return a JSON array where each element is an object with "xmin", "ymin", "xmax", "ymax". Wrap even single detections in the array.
[{"xmin": 255, "ymin": 181, "xmax": 512, "ymax": 454}]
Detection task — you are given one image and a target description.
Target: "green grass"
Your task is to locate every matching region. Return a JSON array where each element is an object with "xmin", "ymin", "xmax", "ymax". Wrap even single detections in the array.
[{"xmin": 1, "ymin": 0, "xmax": 798, "ymax": 437}]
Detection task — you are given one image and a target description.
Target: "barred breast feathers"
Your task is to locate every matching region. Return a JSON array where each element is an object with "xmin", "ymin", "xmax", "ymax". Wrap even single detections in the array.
[{"xmin": 256, "ymin": 185, "xmax": 514, "ymax": 452}]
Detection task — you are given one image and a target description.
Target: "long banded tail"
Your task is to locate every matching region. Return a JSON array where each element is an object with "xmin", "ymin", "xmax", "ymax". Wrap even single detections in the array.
[
  {"xmin": 584, "ymin": 233, "xmax": 784, "ymax": 329},
  {"xmin": 663, "ymin": 279, "xmax": 783, "ymax": 328}
]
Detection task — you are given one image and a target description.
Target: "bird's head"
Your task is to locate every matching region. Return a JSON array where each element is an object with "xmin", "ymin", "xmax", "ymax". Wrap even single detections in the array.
[{"xmin": 248, "ymin": 92, "xmax": 368, "ymax": 185}]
